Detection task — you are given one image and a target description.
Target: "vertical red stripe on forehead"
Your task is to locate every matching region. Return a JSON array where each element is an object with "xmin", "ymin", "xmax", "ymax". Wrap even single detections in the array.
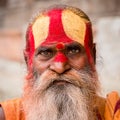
[
  {"xmin": 41, "ymin": 9, "xmax": 73, "ymax": 46},
  {"xmin": 48, "ymin": 9, "xmax": 64, "ymax": 36},
  {"xmin": 27, "ymin": 26, "xmax": 35, "ymax": 66}
]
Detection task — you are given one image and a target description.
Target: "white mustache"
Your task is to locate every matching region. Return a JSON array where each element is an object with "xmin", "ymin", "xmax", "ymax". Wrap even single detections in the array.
[{"xmin": 33, "ymin": 68, "xmax": 94, "ymax": 93}]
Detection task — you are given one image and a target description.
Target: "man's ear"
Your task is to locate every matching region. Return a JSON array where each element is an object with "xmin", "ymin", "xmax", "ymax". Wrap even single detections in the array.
[
  {"xmin": 92, "ymin": 43, "xmax": 96, "ymax": 64},
  {"xmin": 23, "ymin": 50, "xmax": 28, "ymax": 65}
]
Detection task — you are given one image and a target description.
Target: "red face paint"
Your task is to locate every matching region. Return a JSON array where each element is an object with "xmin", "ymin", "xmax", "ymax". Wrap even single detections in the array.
[
  {"xmin": 26, "ymin": 25, "xmax": 35, "ymax": 67},
  {"xmin": 41, "ymin": 9, "xmax": 73, "ymax": 46},
  {"xmin": 26, "ymin": 8, "xmax": 94, "ymax": 70},
  {"xmin": 56, "ymin": 42, "xmax": 65, "ymax": 50},
  {"xmin": 84, "ymin": 23, "xmax": 95, "ymax": 70},
  {"xmin": 54, "ymin": 42, "xmax": 67, "ymax": 63},
  {"xmin": 54, "ymin": 52, "xmax": 68, "ymax": 63},
  {"xmin": 40, "ymin": 9, "xmax": 73, "ymax": 64}
]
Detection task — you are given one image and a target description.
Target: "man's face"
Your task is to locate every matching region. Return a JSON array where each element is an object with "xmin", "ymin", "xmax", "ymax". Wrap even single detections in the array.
[
  {"xmin": 23, "ymin": 7, "xmax": 98, "ymax": 120},
  {"xmin": 23, "ymin": 41, "xmax": 98, "ymax": 120},
  {"xmin": 33, "ymin": 41, "xmax": 88, "ymax": 79},
  {"xmin": 31, "ymin": 41, "xmax": 90, "ymax": 92}
]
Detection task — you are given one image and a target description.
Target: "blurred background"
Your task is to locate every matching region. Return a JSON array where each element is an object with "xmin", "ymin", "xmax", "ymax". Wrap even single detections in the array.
[{"xmin": 0, "ymin": 0, "xmax": 120, "ymax": 101}]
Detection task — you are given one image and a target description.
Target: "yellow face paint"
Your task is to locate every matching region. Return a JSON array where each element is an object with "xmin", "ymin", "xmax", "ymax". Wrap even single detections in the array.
[
  {"xmin": 25, "ymin": 6, "xmax": 94, "ymax": 70},
  {"xmin": 32, "ymin": 15, "xmax": 49, "ymax": 48},
  {"xmin": 32, "ymin": 9, "xmax": 89, "ymax": 48},
  {"xmin": 62, "ymin": 9, "xmax": 87, "ymax": 46}
]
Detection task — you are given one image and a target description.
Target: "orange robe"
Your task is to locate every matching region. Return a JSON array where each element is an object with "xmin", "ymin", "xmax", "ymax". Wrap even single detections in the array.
[
  {"xmin": 0, "ymin": 91, "xmax": 120, "ymax": 120},
  {"xmin": 104, "ymin": 91, "xmax": 120, "ymax": 120},
  {"xmin": 0, "ymin": 98, "xmax": 25, "ymax": 120}
]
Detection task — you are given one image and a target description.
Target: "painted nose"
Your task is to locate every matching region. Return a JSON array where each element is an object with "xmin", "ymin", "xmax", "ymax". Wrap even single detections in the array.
[{"xmin": 50, "ymin": 52, "xmax": 71, "ymax": 74}]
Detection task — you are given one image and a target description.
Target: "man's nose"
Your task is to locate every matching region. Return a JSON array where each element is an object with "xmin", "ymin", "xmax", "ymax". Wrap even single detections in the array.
[{"xmin": 50, "ymin": 52, "xmax": 71, "ymax": 74}]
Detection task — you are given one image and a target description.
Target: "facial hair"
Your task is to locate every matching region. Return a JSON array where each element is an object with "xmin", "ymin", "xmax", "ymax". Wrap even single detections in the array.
[{"xmin": 22, "ymin": 66, "xmax": 99, "ymax": 120}]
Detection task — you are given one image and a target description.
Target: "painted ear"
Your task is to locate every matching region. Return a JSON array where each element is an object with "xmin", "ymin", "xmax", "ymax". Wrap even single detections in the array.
[{"xmin": 23, "ymin": 49, "xmax": 33, "ymax": 71}]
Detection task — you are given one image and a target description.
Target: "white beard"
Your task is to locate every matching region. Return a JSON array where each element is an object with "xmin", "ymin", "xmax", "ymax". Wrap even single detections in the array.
[{"xmin": 23, "ymin": 67, "xmax": 99, "ymax": 120}]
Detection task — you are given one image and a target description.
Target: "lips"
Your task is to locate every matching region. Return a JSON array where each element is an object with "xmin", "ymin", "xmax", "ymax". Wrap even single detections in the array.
[
  {"xmin": 52, "ymin": 80, "xmax": 71, "ymax": 85},
  {"xmin": 48, "ymin": 79, "xmax": 72, "ymax": 88}
]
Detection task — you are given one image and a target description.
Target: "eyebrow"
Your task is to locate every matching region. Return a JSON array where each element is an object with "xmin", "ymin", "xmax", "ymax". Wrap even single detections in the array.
[
  {"xmin": 35, "ymin": 42, "xmax": 84, "ymax": 53},
  {"xmin": 35, "ymin": 46, "xmax": 52, "ymax": 55},
  {"xmin": 65, "ymin": 42, "xmax": 84, "ymax": 49}
]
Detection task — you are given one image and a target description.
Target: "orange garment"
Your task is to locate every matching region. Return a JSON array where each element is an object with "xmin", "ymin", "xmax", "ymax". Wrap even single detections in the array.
[
  {"xmin": 0, "ymin": 92, "xmax": 120, "ymax": 120},
  {"xmin": 0, "ymin": 98, "xmax": 25, "ymax": 120},
  {"xmin": 104, "ymin": 91, "xmax": 120, "ymax": 120}
]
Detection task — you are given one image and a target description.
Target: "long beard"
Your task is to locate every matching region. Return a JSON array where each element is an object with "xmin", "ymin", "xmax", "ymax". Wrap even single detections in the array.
[{"xmin": 22, "ymin": 66, "xmax": 99, "ymax": 120}]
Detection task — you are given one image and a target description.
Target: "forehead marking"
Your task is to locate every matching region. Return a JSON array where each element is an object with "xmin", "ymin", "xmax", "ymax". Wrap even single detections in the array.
[
  {"xmin": 56, "ymin": 42, "xmax": 65, "ymax": 50},
  {"xmin": 41, "ymin": 9, "xmax": 73, "ymax": 46}
]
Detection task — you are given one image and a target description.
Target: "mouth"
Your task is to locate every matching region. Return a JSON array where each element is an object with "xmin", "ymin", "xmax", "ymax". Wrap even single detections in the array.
[
  {"xmin": 48, "ymin": 79, "xmax": 72, "ymax": 88},
  {"xmin": 52, "ymin": 80, "xmax": 71, "ymax": 85}
]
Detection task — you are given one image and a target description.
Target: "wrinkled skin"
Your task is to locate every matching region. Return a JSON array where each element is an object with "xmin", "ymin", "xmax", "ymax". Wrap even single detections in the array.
[{"xmin": 23, "ymin": 41, "xmax": 99, "ymax": 120}]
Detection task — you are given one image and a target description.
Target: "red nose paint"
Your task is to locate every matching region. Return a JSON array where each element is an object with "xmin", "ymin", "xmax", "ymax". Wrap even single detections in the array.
[
  {"xmin": 54, "ymin": 52, "xmax": 68, "ymax": 63},
  {"xmin": 55, "ymin": 43, "xmax": 66, "ymax": 63}
]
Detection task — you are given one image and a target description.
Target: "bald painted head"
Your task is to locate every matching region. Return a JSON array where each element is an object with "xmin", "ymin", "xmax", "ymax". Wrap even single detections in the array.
[{"xmin": 24, "ymin": 5, "xmax": 95, "ymax": 71}]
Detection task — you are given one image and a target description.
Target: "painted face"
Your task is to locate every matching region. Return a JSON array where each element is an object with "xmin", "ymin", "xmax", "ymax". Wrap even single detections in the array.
[
  {"xmin": 26, "ymin": 8, "xmax": 94, "ymax": 70},
  {"xmin": 34, "ymin": 41, "xmax": 88, "ymax": 75}
]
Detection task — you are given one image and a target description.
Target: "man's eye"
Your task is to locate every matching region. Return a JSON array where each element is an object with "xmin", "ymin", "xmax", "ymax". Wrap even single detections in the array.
[
  {"xmin": 68, "ymin": 48, "xmax": 80, "ymax": 54},
  {"xmin": 39, "ymin": 50, "xmax": 53, "ymax": 57},
  {"xmin": 36, "ymin": 48, "xmax": 54, "ymax": 60},
  {"xmin": 67, "ymin": 47, "xmax": 81, "ymax": 55}
]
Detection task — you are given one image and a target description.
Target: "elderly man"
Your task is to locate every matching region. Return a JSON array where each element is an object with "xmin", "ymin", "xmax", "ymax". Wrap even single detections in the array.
[{"xmin": 0, "ymin": 5, "xmax": 120, "ymax": 120}]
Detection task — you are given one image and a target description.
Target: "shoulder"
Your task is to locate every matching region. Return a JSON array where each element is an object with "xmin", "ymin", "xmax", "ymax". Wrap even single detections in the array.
[
  {"xmin": 1, "ymin": 98, "xmax": 22, "ymax": 111},
  {"xmin": 106, "ymin": 91, "xmax": 120, "ymax": 112},
  {"xmin": 1, "ymin": 98, "xmax": 22, "ymax": 105},
  {"xmin": 0, "ymin": 98, "xmax": 25, "ymax": 120},
  {"xmin": 105, "ymin": 91, "xmax": 120, "ymax": 120}
]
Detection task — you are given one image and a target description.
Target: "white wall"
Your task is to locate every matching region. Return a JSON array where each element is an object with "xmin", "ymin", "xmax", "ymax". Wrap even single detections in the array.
[{"xmin": 95, "ymin": 17, "xmax": 120, "ymax": 96}]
